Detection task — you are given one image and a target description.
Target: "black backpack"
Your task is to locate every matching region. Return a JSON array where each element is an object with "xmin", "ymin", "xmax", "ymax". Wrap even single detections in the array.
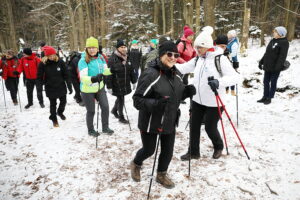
[
  {"xmin": 175, "ymin": 39, "xmax": 187, "ymax": 52},
  {"xmin": 67, "ymin": 51, "xmax": 81, "ymax": 66}
]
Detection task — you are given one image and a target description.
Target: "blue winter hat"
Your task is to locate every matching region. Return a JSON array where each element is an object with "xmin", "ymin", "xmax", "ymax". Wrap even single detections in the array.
[{"xmin": 274, "ymin": 26, "xmax": 287, "ymax": 37}]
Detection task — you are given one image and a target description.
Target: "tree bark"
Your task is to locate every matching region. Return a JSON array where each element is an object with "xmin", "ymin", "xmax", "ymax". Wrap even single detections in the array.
[
  {"xmin": 287, "ymin": 1, "xmax": 300, "ymax": 41},
  {"xmin": 195, "ymin": 0, "xmax": 201, "ymax": 32},
  {"xmin": 100, "ymin": 0, "xmax": 106, "ymax": 47},
  {"xmin": 154, "ymin": 0, "xmax": 159, "ymax": 35},
  {"xmin": 6, "ymin": 0, "xmax": 18, "ymax": 51},
  {"xmin": 260, "ymin": 0, "xmax": 269, "ymax": 46},
  {"xmin": 204, "ymin": 0, "xmax": 215, "ymax": 37},
  {"xmin": 85, "ymin": 0, "xmax": 93, "ymax": 36},
  {"xmin": 240, "ymin": 5, "xmax": 251, "ymax": 54},
  {"xmin": 161, "ymin": 0, "xmax": 166, "ymax": 34},
  {"xmin": 170, "ymin": 0, "xmax": 174, "ymax": 38},
  {"xmin": 78, "ymin": 0, "xmax": 85, "ymax": 51},
  {"xmin": 67, "ymin": 0, "xmax": 78, "ymax": 50}
]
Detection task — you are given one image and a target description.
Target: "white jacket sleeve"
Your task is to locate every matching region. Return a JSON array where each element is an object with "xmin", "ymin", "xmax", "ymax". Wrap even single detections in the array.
[
  {"xmin": 218, "ymin": 56, "xmax": 240, "ymax": 87},
  {"xmin": 230, "ymin": 42, "xmax": 239, "ymax": 58},
  {"xmin": 175, "ymin": 57, "xmax": 197, "ymax": 74}
]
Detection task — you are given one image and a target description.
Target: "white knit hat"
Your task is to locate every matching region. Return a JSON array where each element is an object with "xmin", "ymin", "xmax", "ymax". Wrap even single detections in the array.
[
  {"xmin": 194, "ymin": 26, "xmax": 214, "ymax": 48},
  {"xmin": 227, "ymin": 30, "xmax": 237, "ymax": 38}
]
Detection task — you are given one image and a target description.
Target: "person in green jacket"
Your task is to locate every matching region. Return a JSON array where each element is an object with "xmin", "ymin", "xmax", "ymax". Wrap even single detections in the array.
[{"xmin": 78, "ymin": 37, "xmax": 114, "ymax": 136}]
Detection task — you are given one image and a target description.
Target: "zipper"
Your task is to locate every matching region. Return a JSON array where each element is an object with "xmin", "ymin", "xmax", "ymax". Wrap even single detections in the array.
[{"xmin": 198, "ymin": 59, "xmax": 206, "ymax": 104}]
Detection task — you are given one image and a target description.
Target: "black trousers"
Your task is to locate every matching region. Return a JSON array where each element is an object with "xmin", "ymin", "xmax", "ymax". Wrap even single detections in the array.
[
  {"xmin": 5, "ymin": 77, "xmax": 19, "ymax": 101},
  {"xmin": 71, "ymin": 77, "xmax": 82, "ymax": 102},
  {"xmin": 263, "ymin": 71, "xmax": 280, "ymax": 99},
  {"xmin": 112, "ymin": 95, "xmax": 125, "ymax": 117},
  {"xmin": 26, "ymin": 79, "xmax": 43, "ymax": 104},
  {"xmin": 134, "ymin": 132, "xmax": 175, "ymax": 172},
  {"xmin": 190, "ymin": 101, "xmax": 224, "ymax": 155},
  {"xmin": 48, "ymin": 95, "xmax": 67, "ymax": 121}
]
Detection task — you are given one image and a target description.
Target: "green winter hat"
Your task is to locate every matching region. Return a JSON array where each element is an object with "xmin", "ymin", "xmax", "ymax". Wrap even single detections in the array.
[
  {"xmin": 150, "ymin": 39, "xmax": 158, "ymax": 45},
  {"xmin": 132, "ymin": 40, "xmax": 139, "ymax": 44},
  {"xmin": 86, "ymin": 37, "xmax": 99, "ymax": 48}
]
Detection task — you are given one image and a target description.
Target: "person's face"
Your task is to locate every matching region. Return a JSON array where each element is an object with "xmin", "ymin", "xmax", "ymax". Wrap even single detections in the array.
[
  {"xmin": 217, "ymin": 44, "xmax": 227, "ymax": 50},
  {"xmin": 48, "ymin": 54, "xmax": 56, "ymax": 61},
  {"xmin": 160, "ymin": 51, "xmax": 179, "ymax": 68},
  {"xmin": 150, "ymin": 43, "xmax": 156, "ymax": 48},
  {"xmin": 132, "ymin": 43, "xmax": 138, "ymax": 48},
  {"xmin": 187, "ymin": 35, "xmax": 194, "ymax": 41},
  {"xmin": 273, "ymin": 30, "xmax": 280, "ymax": 39},
  {"xmin": 196, "ymin": 46, "xmax": 209, "ymax": 56},
  {"xmin": 227, "ymin": 34, "xmax": 233, "ymax": 40},
  {"xmin": 87, "ymin": 47, "xmax": 98, "ymax": 56},
  {"xmin": 6, "ymin": 54, "xmax": 13, "ymax": 59},
  {"xmin": 118, "ymin": 46, "xmax": 127, "ymax": 55}
]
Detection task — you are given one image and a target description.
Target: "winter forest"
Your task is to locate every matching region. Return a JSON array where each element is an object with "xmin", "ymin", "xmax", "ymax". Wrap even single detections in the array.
[{"xmin": 1, "ymin": 0, "xmax": 300, "ymax": 200}]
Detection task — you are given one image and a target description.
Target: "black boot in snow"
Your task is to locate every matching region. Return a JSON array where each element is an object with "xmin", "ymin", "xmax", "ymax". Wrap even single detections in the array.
[
  {"xmin": 263, "ymin": 98, "xmax": 271, "ymax": 105},
  {"xmin": 58, "ymin": 113, "xmax": 66, "ymax": 120},
  {"xmin": 119, "ymin": 116, "xmax": 129, "ymax": 124},
  {"xmin": 180, "ymin": 152, "xmax": 200, "ymax": 161},
  {"xmin": 12, "ymin": 99, "xmax": 18, "ymax": 105},
  {"xmin": 24, "ymin": 103, "xmax": 33, "ymax": 109},
  {"xmin": 52, "ymin": 120, "xmax": 59, "ymax": 127},
  {"xmin": 111, "ymin": 109, "xmax": 119, "ymax": 119},
  {"xmin": 88, "ymin": 130, "xmax": 100, "ymax": 137},
  {"xmin": 40, "ymin": 103, "xmax": 45, "ymax": 108},
  {"xmin": 212, "ymin": 149, "xmax": 223, "ymax": 159},
  {"xmin": 102, "ymin": 127, "xmax": 114, "ymax": 135},
  {"xmin": 257, "ymin": 97, "xmax": 267, "ymax": 103}
]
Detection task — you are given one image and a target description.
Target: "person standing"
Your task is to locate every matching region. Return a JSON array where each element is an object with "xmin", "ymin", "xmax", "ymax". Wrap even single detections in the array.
[
  {"xmin": 128, "ymin": 40, "xmax": 142, "ymax": 79},
  {"xmin": 37, "ymin": 46, "xmax": 72, "ymax": 127},
  {"xmin": 78, "ymin": 37, "xmax": 114, "ymax": 136},
  {"xmin": 226, "ymin": 30, "xmax": 239, "ymax": 96},
  {"xmin": 107, "ymin": 39, "xmax": 137, "ymax": 124},
  {"xmin": 175, "ymin": 27, "xmax": 239, "ymax": 160},
  {"xmin": 257, "ymin": 26, "xmax": 289, "ymax": 105},
  {"xmin": 1, "ymin": 50, "xmax": 19, "ymax": 105},
  {"xmin": 130, "ymin": 41, "xmax": 196, "ymax": 188},
  {"xmin": 15, "ymin": 48, "xmax": 44, "ymax": 109}
]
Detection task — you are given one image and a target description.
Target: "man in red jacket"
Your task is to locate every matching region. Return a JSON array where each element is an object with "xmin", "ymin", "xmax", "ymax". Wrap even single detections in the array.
[
  {"xmin": 15, "ymin": 48, "xmax": 44, "ymax": 109},
  {"xmin": 1, "ymin": 50, "xmax": 20, "ymax": 105}
]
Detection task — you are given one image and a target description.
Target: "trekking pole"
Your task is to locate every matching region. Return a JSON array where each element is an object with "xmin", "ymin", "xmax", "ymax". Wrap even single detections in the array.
[
  {"xmin": 216, "ymin": 94, "xmax": 250, "ymax": 160},
  {"xmin": 188, "ymin": 98, "xmax": 192, "ymax": 177},
  {"xmin": 16, "ymin": 79, "xmax": 22, "ymax": 112},
  {"xmin": 96, "ymin": 100, "xmax": 100, "ymax": 149},
  {"xmin": 236, "ymin": 84, "xmax": 238, "ymax": 127},
  {"xmin": 147, "ymin": 132, "xmax": 161, "ymax": 200},
  {"xmin": 123, "ymin": 98, "xmax": 132, "ymax": 131},
  {"xmin": 1, "ymin": 78, "xmax": 7, "ymax": 112},
  {"xmin": 184, "ymin": 119, "xmax": 189, "ymax": 130}
]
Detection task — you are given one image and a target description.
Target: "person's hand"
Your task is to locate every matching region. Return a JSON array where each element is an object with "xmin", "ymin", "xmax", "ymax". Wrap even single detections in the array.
[
  {"xmin": 258, "ymin": 63, "xmax": 263, "ymax": 70},
  {"xmin": 208, "ymin": 78, "xmax": 219, "ymax": 92},
  {"xmin": 182, "ymin": 84, "xmax": 196, "ymax": 99},
  {"xmin": 91, "ymin": 74, "xmax": 103, "ymax": 83}
]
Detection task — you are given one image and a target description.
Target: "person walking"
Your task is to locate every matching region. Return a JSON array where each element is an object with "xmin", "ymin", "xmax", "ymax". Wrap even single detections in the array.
[
  {"xmin": 257, "ymin": 26, "xmax": 289, "ymax": 105},
  {"xmin": 37, "ymin": 46, "xmax": 72, "ymax": 127},
  {"xmin": 130, "ymin": 41, "xmax": 196, "ymax": 188},
  {"xmin": 78, "ymin": 37, "xmax": 114, "ymax": 136}
]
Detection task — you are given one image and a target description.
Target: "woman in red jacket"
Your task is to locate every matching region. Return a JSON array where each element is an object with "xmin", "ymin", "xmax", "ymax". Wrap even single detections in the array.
[
  {"xmin": 1, "ymin": 50, "xmax": 20, "ymax": 105},
  {"xmin": 15, "ymin": 48, "xmax": 44, "ymax": 109}
]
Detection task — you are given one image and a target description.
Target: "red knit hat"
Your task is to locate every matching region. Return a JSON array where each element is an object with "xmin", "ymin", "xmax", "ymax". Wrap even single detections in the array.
[
  {"xmin": 183, "ymin": 25, "xmax": 194, "ymax": 37},
  {"xmin": 42, "ymin": 46, "xmax": 57, "ymax": 56}
]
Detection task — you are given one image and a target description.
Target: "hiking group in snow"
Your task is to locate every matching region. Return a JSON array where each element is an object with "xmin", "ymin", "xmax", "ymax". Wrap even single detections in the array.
[{"xmin": 0, "ymin": 25, "xmax": 289, "ymax": 189}]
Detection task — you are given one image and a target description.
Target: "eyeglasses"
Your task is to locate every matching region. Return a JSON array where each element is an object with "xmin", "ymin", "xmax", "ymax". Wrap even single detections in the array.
[{"xmin": 166, "ymin": 52, "xmax": 180, "ymax": 58}]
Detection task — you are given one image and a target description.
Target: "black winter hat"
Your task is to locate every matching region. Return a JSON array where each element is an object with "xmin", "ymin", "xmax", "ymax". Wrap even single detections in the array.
[
  {"xmin": 158, "ymin": 36, "xmax": 169, "ymax": 46},
  {"xmin": 215, "ymin": 35, "xmax": 228, "ymax": 45},
  {"xmin": 40, "ymin": 41, "xmax": 46, "ymax": 47},
  {"xmin": 116, "ymin": 39, "xmax": 126, "ymax": 48},
  {"xmin": 159, "ymin": 41, "xmax": 178, "ymax": 57},
  {"xmin": 23, "ymin": 48, "xmax": 32, "ymax": 55}
]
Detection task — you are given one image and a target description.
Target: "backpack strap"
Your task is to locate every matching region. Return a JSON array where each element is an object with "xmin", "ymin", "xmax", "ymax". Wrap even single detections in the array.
[{"xmin": 214, "ymin": 54, "xmax": 223, "ymax": 77}]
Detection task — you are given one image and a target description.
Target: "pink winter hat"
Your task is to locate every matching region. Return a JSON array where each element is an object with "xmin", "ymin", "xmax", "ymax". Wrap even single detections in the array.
[{"xmin": 183, "ymin": 25, "xmax": 194, "ymax": 37}]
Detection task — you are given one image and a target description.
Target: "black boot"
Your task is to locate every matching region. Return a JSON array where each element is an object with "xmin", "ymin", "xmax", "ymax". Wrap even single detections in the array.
[
  {"xmin": 212, "ymin": 149, "xmax": 223, "ymax": 159},
  {"xmin": 264, "ymin": 98, "xmax": 271, "ymax": 105},
  {"xmin": 25, "ymin": 103, "xmax": 33, "ymax": 109},
  {"xmin": 40, "ymin": 102, "xmax": 45, "ymax": 108},
  {"xmin": 58, "ymin": 113, "xmax": 66, "ymax": 120},
  {"xmin": 111, "ymin": 108, "xmax": 119, "ymax": 119},
  {"xmin": 119, "ymin": 116, "xmax": 129, "ymax": 124},
  {"xmin": 12, "ymin": 99, "xmax": 18, "ymax": 106},
  {"xmin": 257, "ymin": 97, "xmax": 267, "ymax": 103},
  {"xmin": 88, "ymin": 129, "xmax": 100, "ymax": 137},
  {"xmin": 180, "ymin": 152, "xmax": 200, "ymax": 161}
]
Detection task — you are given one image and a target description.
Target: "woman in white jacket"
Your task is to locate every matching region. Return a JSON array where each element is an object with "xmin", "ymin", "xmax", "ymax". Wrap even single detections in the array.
[{"xmin": 175, "ymin": 27, "xmax": 239, "ymax": 160}]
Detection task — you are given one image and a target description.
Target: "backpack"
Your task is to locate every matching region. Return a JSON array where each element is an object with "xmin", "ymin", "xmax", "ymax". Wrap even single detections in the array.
[
  {"xmin": 193, "ymin": 54, "xmax": 226, "ymax": 77},
  {"xmin": 67, "ymin": 51, "xmax": 81, "ymax": 66},
  {"xmin": 175, "ymin": 39, "xmax": 187, "ymax": 52}
]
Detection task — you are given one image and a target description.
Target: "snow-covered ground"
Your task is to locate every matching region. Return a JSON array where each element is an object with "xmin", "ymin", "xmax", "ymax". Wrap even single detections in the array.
[{"xmin": 0, "ymin": 39, "xmax": 300, "ymax": 200}]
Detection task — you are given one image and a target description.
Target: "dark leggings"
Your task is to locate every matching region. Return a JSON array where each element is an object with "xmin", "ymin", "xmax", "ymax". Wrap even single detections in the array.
[
  {"xmin": 134, "ymin": 132, "xmax": 175, "ymax": 172},
  {"xmin": 263, "ymin": 71, "xmax": 280, "ymax": 98},
  {"xmin": 113, "ymin": 95, "xmax": 125, "ymax": 117},
  {"xmin": 5, "ymin": 77, "xmax": 19, "ymax": 100},
  {"xmin": 190, "ymin": 101, "xmax": 223, "ymax": 155},
  {"xmin": 49, "ymin": 95, "xmax": 67, "ymax": 121}
]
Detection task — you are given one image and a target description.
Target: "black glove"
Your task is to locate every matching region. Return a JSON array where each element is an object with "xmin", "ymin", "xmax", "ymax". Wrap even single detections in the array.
[
  {"xmin": 13, "ymin": 71, "xmax": 20, "ymax": 75},
  {"xmin": 223, "ymin": 48, "xmax": 230, "ymax": 56},
  {"xmin": 156, "ymin": 96, "xmax": 170, "ymax": 110},
  {"xmin": 258, "ymin": 60, "xmax": 263, "ymax": 70},
  {"xmin": 233, "ymin": 62, "xmax": 239, "ymax": 69},
  {"xmin": 91, "ymin": 74, "xmax": 103, "ymax": 83},
  {"xmin": 182, "ymin": 84, "xmax": 196, "ymax": 100},
  {"xmin": 208, "ymin": 78, "xmax": 219, "ymax": 92}
]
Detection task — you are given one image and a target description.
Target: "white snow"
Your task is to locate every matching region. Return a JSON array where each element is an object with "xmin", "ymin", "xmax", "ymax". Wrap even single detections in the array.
[{"xmin": 0, "ymin": 39, "xmax": 300, "ymax": 200}]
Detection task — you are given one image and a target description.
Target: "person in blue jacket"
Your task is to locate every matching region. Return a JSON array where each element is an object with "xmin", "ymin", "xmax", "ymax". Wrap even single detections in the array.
[{"xmin": 78, "ymin": 37, "xmax": 114, "ymax": 136}]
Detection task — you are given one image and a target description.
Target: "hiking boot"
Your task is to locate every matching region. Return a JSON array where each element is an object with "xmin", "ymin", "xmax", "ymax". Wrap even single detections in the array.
[
  {"xmin": 264, "ymin": 98, "xmax": 271, "ymax": 105},
  {"xmin": 119, "ymin": 116, "xmax": 129, "ymax": 124},
  {"xmin": 58, "ymin": 113, "xmax": 66, "ymax": 120},
  {"xmin": 212, "ymin": 149, "xmax": 223, "ymax": 159},
  {"xmin": 24, "ymin": 103, "xmax": 33, "ymax": 109},
  {"xmin": 88, "ymin": 130, "xmax": 100, "ymax": 137},
  {"xmin": 130, "ymin": 160, "xmax": 141, "ymax": 182},
  {"xmin": 111, "ymin": 109, "xmax": 119, "ymax": 118},
  {"xmin": 102, "ymin": 127, "xmax": 114, "ymax": 135},
  {"xmin": 156, "ymin": 171, "xmax": 175, "ymax": 189},
  {"xmin": 231, "ymin": 90, "xmax": 236, "ymax": 96},
  {"xmin": 257, "ymin": 97, "xmax": 267, "ymax": 103},
  {"xmin": 12, "ymin": 99, "xmax": 18, "ymax": 105},
  {"xmin": 52, "ymin": 120, "xmax": 59, "ymax": 127},
  {"xmin": 180, "ymin": 152, "xmax": 200, "ymax": 161},
  {"xmin": 40, "ymin": 103, "xmax": 45, "ymax": 108}
]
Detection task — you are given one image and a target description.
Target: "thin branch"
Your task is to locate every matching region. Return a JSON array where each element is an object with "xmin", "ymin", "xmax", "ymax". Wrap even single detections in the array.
[
  {"xmin": 272, "ymin": 0, "xmax": 300, "ymax": 16},
  {"xmin": 30, "ymin": 1, "xmax": 67, "ymax": 12}
]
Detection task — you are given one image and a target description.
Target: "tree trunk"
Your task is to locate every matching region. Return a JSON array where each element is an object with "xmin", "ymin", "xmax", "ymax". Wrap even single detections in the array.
[
  {"xmin": 284, "ymin": 0, "xmax": 291, "ymax": 28},
  {"xmin": 85, "ymin": 0, "xmax": 93, "ymax": 36},
  {"xmin": 161, "ymin": 0, "xmax": 166, "ymax": 34},
  {"xmin": 78, "ymin": 0, "xmax": 85, "ymax": 51},
  {"xmin": 204, "ymin": 0, "xmax": 215, "ymax": 36},
  {"xmin": 287, "ymin": 1, "xmax": 300, "ymax": 41},
  {"xmin": 67, "ymin": 0, "xmax": 78, "ymax": 50},
  {"xmin": 260, "ymin": 0, "xmax": 269, "ymax": 46},
  {"xmin": 240, "ymin": 4, "xmax": 251, "ymax": 54},
  {"xmin": 6, "ymin": 0, "xmax": 18, "ymax": 51},
  {"xmin": 100, "ymin": 0, "xmax": 106, "ymax": 47},
  {"xmin": 154, "ymin": 0, "xmax": 159, "ymax": 35},
  {"xmin": 195, "ymin": 0, "xmax": 201, "ymax": 32},
  {"xmin": 170, "ymin": 0, "xmax": 174, "ymax": 38}
]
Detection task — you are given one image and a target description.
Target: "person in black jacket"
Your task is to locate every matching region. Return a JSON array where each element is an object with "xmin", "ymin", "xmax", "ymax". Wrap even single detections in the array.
[
  {"xmin": 107, "ymin": 39, "xmax": 137, "ymax": 124},
  {"xmin": 130, "ymin": 41, "xmax": 196, "ymax": 189},
  {"xmin": 67, "ymin": 51, "xmax": 83, "ymax": 105},
  {"xmin": 257, "ymin": 26, "xmax": 289, "ymax": 105},
  {"xmin": 37, "ymin": 46, "xmax": 72, "ymax": 127},
  {"xmin": 128, "ymin": 40, "xmax": 142, "ymax": 79}
]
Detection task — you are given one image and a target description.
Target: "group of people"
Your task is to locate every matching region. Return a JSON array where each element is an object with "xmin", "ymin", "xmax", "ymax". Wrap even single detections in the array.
[{"xmin": 0, "ymin": 24, "xmax": 289, "ymax": 189}]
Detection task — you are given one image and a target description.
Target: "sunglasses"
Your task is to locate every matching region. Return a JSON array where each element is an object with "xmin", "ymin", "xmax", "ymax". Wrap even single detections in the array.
[{"xmin": 166, "ymin": 51, "xmax": 180, "ymax": 58}]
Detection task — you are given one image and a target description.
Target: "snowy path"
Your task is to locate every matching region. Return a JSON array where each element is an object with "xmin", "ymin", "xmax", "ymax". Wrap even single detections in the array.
[{"xmin": 0, "ymin": 41, "xmax": 300, "ymax": 200}]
